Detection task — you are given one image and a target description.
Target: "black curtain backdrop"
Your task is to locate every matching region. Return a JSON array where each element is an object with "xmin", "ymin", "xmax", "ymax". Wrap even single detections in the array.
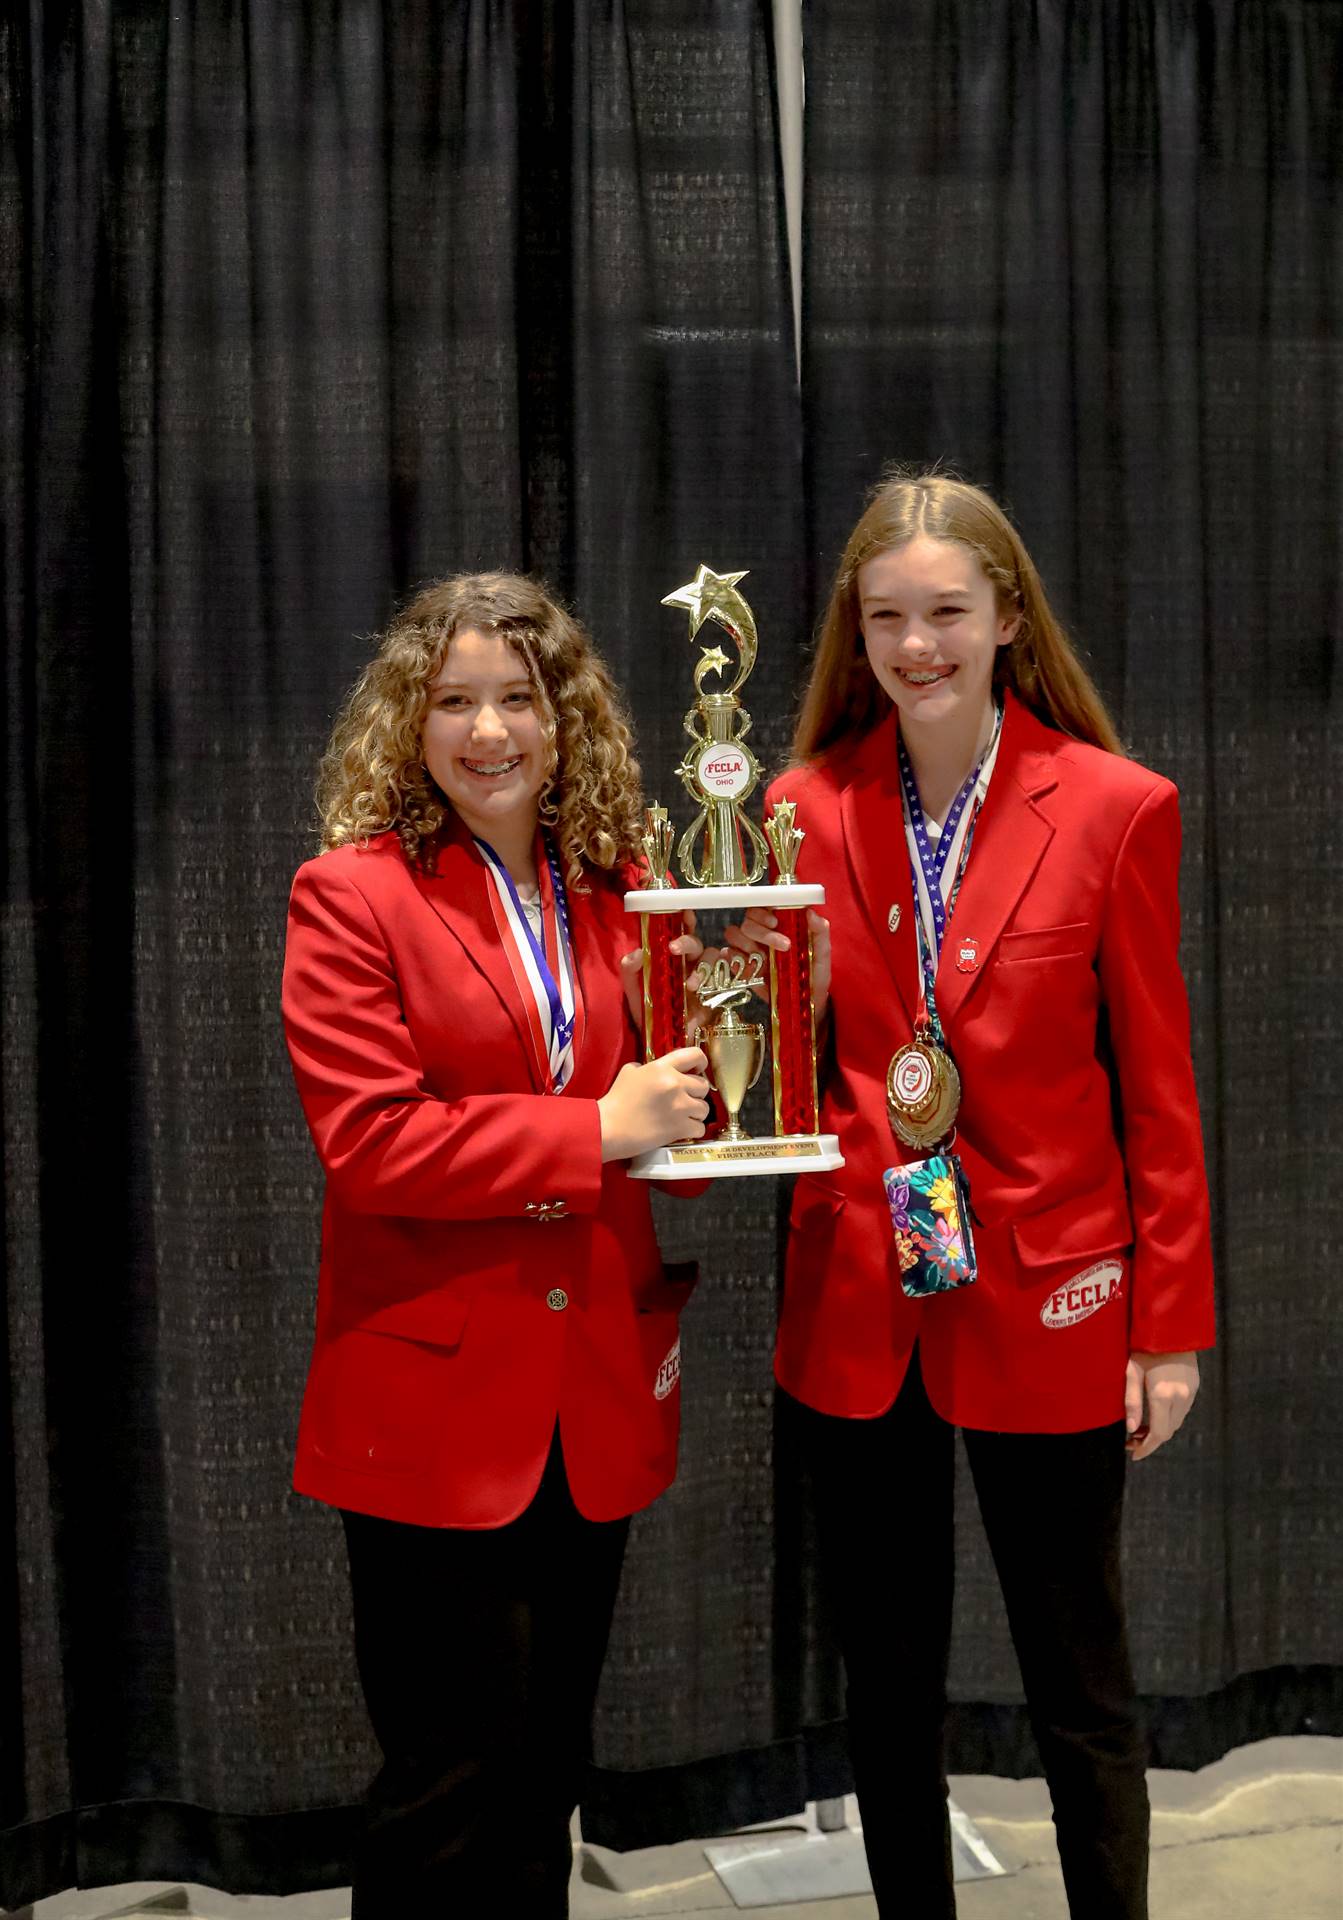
[
  {"xmin": 2, "ymin": 0, "xmax": 803, "ymax": 1902},
  {"xmin": 2, "ymin": 0, "xmax": 1340, "ymax": 1905},
  {"xmin": 800, "ymin": 0, "xmax": 1342, "ymax": 1780}
]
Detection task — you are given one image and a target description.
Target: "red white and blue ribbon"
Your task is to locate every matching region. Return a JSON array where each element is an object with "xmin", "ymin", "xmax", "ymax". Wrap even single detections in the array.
[
  {"xmin": 475, "ymin": 832, "xmax": 583, "ymax": 1092},
  {"xmin": 897, "ymin": 702, "xmax": 1004, "ymax": 1036}
]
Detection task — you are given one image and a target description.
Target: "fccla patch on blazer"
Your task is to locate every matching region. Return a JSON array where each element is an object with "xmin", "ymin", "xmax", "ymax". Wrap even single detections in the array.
[
  {"xmin": 654, "ymin": 1338, "xmax": 682, "ymax": 1400},
  {"xmin": 1040, "ymin": 1260, "xmax": 1124, "ymax": 1329}
]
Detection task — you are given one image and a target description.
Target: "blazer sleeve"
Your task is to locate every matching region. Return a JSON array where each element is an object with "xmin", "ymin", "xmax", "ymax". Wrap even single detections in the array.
[
  {"xmin": 282, "ymin": 857, "xmax": 605, "ymax": 1221},
  {"xmin": 1097, "ymin": 781, "xmax": 1216, "ymax": 1352}
]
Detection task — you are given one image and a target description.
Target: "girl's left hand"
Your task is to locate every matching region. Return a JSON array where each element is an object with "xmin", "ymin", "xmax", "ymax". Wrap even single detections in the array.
[
  {"xmin": 1124, "ymin": 1351, "xmax": 1200, "ymax": 1460},
  {"xmin": 723, "ymin": 907, "xmax": 832, "ymax": 1024},
  {"xmin": 619, "ymin": 911, "xmax": 705, "ymax": 1033}
]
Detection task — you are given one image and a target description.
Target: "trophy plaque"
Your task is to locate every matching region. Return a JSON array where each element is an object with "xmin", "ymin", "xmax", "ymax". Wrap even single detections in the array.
[{"xmin": 625, "ymin": 565, "xmax": 844, "ymax": 1180}]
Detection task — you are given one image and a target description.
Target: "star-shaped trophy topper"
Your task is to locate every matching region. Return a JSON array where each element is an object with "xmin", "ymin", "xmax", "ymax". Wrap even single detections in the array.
[
  {"xmin": 661, "ymin": 564, "xmax": 758, "ymax": 696},
  {"xmin": 661, "ymin": 564, "xmax": 749, "ymax": 632}
]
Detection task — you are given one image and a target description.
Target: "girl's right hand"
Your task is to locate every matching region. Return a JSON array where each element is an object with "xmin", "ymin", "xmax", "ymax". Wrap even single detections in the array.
[
  {"xmin": 598, "ymin": 1047, "xmax": 711, "ymax": 1163},
  {"xmin": 722, "ymin": 908, "xmax": 833, "ymax": 1026}
]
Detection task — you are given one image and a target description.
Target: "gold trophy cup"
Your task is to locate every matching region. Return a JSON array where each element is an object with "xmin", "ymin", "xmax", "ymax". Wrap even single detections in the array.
[{"xmin": 702, "ymin": 985, "xmax": 767, "ymax": 1143}]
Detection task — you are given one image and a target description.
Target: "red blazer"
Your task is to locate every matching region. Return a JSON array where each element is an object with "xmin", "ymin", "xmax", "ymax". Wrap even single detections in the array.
[
  {"xmin": 281, "ymin": 821, "xmax": 696, "ymax": 1528},
  {"xmin": 770, "ymin": 692, "xmax": 1215, "ymax": 1433}
]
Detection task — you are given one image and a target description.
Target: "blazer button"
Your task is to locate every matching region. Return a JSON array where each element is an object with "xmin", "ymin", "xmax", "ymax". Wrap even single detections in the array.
[{"xmin": 546, "ymin": 1288, "xmax": 569, "ymax": 1312}]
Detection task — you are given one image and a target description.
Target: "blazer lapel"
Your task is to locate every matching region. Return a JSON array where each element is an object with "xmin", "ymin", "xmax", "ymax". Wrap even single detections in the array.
[
  {"xmin": 838, "ymin": 710, "xmax": 920, "ymax": 1028},
  {"xmin": 933, "ymin": 694, "xmax": 1060, "ymax": 1031},
  {"xmin": 560, "ymin": 871, "xmax": 631, "ymax": 1096},
  {"xmin": 411, "ymin": 818, "xmax": 542, "ymax": 1088}
]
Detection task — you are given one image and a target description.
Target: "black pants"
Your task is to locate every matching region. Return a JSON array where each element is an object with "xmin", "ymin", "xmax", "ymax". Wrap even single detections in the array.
[
  {"xmin": 787, "ymin": 1351, "xmax": 1149, "ymax": 1920},
  {"xmin": 339, "ymin": 1437, "xmax": 630, "ymax": 1919}
]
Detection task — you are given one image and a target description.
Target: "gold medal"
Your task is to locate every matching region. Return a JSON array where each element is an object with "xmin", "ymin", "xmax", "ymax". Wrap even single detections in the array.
[{"xmin": 886, "ymin": 1038, "xmax": 962, "ymax": 1151}]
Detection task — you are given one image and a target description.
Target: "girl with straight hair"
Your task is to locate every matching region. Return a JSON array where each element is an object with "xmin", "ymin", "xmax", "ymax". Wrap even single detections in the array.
[{"xmin": 726, "ymin": 472, "xmax": 1214, "ymax": 1920}]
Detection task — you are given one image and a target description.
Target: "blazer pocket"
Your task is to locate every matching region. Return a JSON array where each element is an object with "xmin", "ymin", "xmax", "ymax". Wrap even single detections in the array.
[
  {"xmin": 306, "ymin": 1323, "xmax": 458, "ymax": 1476},
  {"xmin": 997, "ymin": 922, "xmax": 1091, "ymax": 965},
  {"xmin": 1010, "ymin": 1181, "xmax": 1133, "ymax": 1270},
  {"xmin": 355, "ymin": 1286, "xmax": 472, "ymax": 1349}
]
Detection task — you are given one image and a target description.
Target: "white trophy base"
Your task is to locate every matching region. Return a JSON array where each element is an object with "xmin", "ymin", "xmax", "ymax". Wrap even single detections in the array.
[
  {"xmin": 623, "ymin": 883, "xmax": 824, "ymax": 913},
  {"xmin": 629, "ymin": 1134, "xmax": 844, "ymax": 1180}
]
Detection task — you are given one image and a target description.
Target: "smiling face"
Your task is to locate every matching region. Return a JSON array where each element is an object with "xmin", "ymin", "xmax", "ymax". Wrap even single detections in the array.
[
  {"xmin": 422, "ymin": 627, "xmax": 550, "ymax": 848},
  {"xmin": 857, "ymin": 533, "xmax": 1020, "ymax": 744}
]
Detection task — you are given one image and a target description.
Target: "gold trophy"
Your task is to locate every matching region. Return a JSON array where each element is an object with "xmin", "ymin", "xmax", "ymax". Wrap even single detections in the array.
[
  {"xmin": 624, "ymin": 566, "xmax": 843, "ymax": 1180},
  {"xmin": 701, "ymin": 984, "xmax": 767, "ymax": 1143}
]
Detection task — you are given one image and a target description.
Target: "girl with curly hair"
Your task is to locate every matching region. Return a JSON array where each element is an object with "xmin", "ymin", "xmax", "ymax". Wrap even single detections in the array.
[
  {"xmin": 282, "ymin": 572, "xmax": 710, "ymax": 1918},
  {"xmin": 724, "ymin": 474, "xmax": 1214, "ymax": 1920}
]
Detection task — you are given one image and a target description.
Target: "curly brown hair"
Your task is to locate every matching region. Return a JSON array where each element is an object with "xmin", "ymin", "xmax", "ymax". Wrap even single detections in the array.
[
  {"xmin": 316, "ymin": 573, "xmax": 645, "ymax": 884},
  {"xmin": 793, "ymin": 469, "xmax": 1124, "ymax": 763}
]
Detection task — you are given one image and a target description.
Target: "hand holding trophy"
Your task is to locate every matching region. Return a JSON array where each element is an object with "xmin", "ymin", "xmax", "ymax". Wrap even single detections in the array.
[{"xmin": 624, "ymin": 566, "xmax": 843, "ymax": 1179}]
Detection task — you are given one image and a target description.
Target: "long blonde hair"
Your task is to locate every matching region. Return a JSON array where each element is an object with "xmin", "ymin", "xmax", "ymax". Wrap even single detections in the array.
[
  {"xmin": 316, "ymin": 573, "xmax": 644, "ymax": 883},
  {"xmin": 793, "ymin": 471, "xmax": 1124, "ymax": 762}
]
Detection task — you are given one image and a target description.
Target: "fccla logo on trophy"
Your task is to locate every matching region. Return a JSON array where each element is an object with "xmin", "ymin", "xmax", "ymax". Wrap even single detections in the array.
[{"xmin": 698, "ymin": 745, "xmax": 751, "ymax": 798}]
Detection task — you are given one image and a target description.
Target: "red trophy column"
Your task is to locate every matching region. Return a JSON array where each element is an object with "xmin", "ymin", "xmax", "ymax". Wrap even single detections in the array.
[
  {"xmin": 765, "ymin": 800, "xmax": 819, "ymax": 1138},
  {"xmin": 642, "ymin": 911, "xmax": 687, "ymax": 1061},
  {"xmin": 770, "ymin": 909, "xmax": 818, "ymax": 1136}
]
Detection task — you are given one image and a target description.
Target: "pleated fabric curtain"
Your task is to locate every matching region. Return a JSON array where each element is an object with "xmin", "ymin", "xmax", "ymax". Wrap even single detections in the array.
[
  {"xmin": 801, "ymin": 0, "xmax": 1343, "ymax": 1772},
  {"xmin": 5, "ymin": 0, "xmax": 1342, "ymax": 1905},
  {"xmin": 0, "ymin": 1, "xmax": 801, "ymax": 1901}
]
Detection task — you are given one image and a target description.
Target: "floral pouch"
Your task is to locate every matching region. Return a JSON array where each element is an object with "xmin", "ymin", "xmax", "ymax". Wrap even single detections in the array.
[{"xmin": 883, "ymin": 1153, "xmax": 978, "ymax": 1298}]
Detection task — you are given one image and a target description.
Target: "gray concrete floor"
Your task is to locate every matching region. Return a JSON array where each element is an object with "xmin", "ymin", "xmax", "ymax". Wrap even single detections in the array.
[{"xmin": 14, "ymin": 1737, "xmax": 1342, "ymax": 1920}]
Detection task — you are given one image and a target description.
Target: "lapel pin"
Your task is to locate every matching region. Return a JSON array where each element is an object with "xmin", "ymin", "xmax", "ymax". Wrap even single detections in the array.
[
  {"xmin": 955, "ymin": 936, "xmax": 981, "ymax": 972},
  {"xmin": 887, "ymin": 903, "xmax": 901, "ymax": 933}
]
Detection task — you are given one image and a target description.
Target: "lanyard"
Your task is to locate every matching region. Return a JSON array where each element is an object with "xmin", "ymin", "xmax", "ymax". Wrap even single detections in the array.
[
  {"xmin": 897, "ymin": 703, "xmax": 1004, "ymax": 1043},
  {"xmin": 476, "ymin": 832, "xmax": 581, "ymax": 1092}
]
